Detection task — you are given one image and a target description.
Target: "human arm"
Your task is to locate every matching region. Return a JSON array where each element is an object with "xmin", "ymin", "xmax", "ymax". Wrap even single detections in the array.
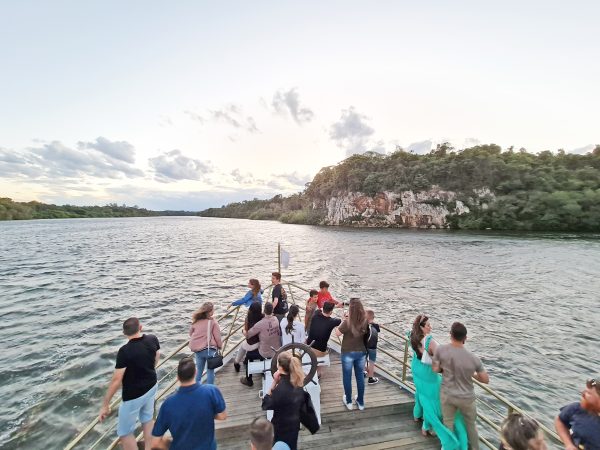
[
  {"xmin": 246, "ymin": 322, "xmax": 261, "ymax": 339},
  {"xmin": 473, "ymin": 356, "xmax": 489, "ymax": 384},
  {"xmin": 99, "ymin": 368, "xmax": 125, "ymax": 421},
  {"xmin": 554, "ymin": 416, "xmax": 578, "ymax": 450},
  {"xmin": 212, "ymin": 321, "xmax": 223, "ymax": 348},
  {"xmin": 431, "ymin": 346, "xmax": 442, "ymax": 373},
  {"xmin": 427, "ymin": 337, "xmax": 437, "ymax": 356},
  {"xmin": 155, "ymin": 350, "xmax": 161, "ymax": 367},
  {"xmin": 335, "ymin": 319, "xmax": 348, "ymax": 337},
  {"xmin": 231, "ymin": 290, "xmax": 253, "ymax": 306}
]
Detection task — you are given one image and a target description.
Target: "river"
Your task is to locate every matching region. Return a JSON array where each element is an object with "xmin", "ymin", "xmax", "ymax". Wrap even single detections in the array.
[{"xmin": 0, "ymin": 217, "xmax": 598, "ymax": 449}]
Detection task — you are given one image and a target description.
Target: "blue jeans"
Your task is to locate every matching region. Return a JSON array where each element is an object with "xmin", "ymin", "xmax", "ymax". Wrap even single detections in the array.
[
  {"xmin": 195, "ymin": 348, "xmax": 217, "ymax": 384},
  {"xmin": 341, "ymin": 351, "xmax": 366, "ymax": 405}
]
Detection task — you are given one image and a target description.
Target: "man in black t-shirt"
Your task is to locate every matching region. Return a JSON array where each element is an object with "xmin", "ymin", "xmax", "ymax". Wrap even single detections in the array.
[
  {"xmin": 99, "ymin": 317, "xmax": 160, "ymax": 450},
  {"xmin": 307, "ymin": 302, "xmax": 341, "ymax": 376},
  {"xmin": 271, "ymin": 271, "xmax": 288, "ymax": 322}
]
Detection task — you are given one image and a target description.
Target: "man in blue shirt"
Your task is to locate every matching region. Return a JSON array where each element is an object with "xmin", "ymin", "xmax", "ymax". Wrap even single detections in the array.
[{"xmin": 151, "ymin": 357, "xmax": 227, "ymax": 450}]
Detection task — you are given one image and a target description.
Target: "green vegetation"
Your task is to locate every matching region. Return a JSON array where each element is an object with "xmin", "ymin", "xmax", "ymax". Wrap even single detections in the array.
[
  {"xmin": 201, "ymin": 144, "xmax": 600, "ymax": 231},
  {"xmin": 0, "ymin": 198, "xmax": 196, "ymax": 220}
]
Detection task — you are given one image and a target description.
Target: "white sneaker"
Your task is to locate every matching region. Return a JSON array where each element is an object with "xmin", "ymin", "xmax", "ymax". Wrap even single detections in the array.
[
  {"xmin": 342, "ymin": 395, "xmax": 353, "ymax": 410},
  {"xmin": 354, "ymin": 396, "xmax": 365, "ymax": 411}
]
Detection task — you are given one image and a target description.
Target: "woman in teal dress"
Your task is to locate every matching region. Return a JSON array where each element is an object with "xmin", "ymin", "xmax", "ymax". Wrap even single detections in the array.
[{"xmin": 410, "ymin": 314, "xmax": 468, "ymax": 450}]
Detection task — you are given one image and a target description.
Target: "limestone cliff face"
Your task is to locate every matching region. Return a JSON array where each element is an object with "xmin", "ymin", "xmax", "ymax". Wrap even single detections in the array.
[{"xmin": 323, "ymin": 188, "xmax": 471, "ymax": 228}]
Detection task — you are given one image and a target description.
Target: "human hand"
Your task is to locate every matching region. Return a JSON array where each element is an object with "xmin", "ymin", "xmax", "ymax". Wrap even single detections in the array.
[
  {"xmin": 273, "ymin": 369, "xmax": 282, "ymax": 384},
  {"xmin": 565, "ymin": 445, "xmax": 578, "ymax": 450},
  {"xmin": 98, "ymin": 404, "xmax": 110, "ymax": 422}
]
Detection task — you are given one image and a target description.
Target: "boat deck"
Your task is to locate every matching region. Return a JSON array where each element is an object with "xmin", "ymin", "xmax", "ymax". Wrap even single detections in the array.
[{"xmin": 214, "ymin": 351, "xmax": 441, "ymax": 450}]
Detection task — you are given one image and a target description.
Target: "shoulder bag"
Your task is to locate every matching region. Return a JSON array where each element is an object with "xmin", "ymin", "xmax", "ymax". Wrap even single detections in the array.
[{"xmin": 206, "ymin": 320, "xmax": 224, "ymax": 370}]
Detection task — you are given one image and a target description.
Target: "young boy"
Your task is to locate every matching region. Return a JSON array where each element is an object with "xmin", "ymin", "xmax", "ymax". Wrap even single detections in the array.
[
  {"xmin": 364, "ymin": 309, "xmax": 380, "ymax": 385},
  {"xmin": 316, "ymin": 281, "xmax": 343, "ymax": 309},
  {"xmin": 305, "ymin": 289, "xmax": 319, "ymax": 330}
]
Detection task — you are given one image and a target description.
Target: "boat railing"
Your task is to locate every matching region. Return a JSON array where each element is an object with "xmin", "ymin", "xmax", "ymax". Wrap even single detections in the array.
[
  {"xmin": 65, "ymin": 280, "xmax": 563, "ymax": 450},
  {"xmin": 282, "ymin": 280, "xmax": 563, "ymax": 450},
  {"xmin": 64, "ymin": 304, "xmax": 247, "ymax": 450}
]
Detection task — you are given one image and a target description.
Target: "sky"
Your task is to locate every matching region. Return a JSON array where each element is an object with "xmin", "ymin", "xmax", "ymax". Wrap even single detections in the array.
[{"xmin": 1, "ymin": 1, "xmax": 599, "ymax": 210}]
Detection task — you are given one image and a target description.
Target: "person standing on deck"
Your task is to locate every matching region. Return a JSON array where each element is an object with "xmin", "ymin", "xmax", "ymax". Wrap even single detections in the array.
[
  {"xmin": 410, "ymin": 314, "xmax": 467, "ymax": 450},
  {"xmin": 98, "ymin": 317, "xmax": 160, "ymax": 450},
  {"xmin": 271, "ymin": 272, "xmax": 289, "ymax": 322},
  {"xmin": 261, "ymin": 350, "xmax": 306, "ymax": 450},
  {"xmin": 231, "ymin": 279, "xmax": 263, "ymax": 308},
  {"xmin": 335, "ymin": 298, "xmax": 368, "ymax": 411},
  {"xmin": 316, "ymin": 281, "xmax": 343, "ymax": 309},
  {"xmin": 151, "ymin": 357, "xmax": 227, "ymax": 450},
  {"xmin": 189, "ymin": 302, "xmax": 223, "ymax": 385},
  {"xmin": 304, "ymin": 289, "xmax": 319, "ymax": 330},
  {"xmin": 432, "ymin": 322, "xmax": 489, "ymax": 450}
]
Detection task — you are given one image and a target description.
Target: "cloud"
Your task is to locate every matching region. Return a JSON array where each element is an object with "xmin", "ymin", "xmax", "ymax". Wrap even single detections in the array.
[
  {"xmin": 406, "ymin": 140, "xmax": 433, "ymax": 154},
  {"xmin": 569, "ymin": 144, "xmax": 595, "ymax": 155},
  {"xmin": 272, "ymin": 88, "xmax": 314, "ymax": 124},
  {"xmin": 463, "ymin": 137, "xmax": 481, "ymax": 148},
  {"xmin": 278, "ymin": 171, "xmax": 311, "ymax": 187},
  {"xmin": 186, "ymin": 105, "xmax": 259, "ymax": 133},
  {"xmin": 230, "ymin": 168, "xmax": 255, "ymax": 185},
  {"xmin": 77, "ymin": 137, "xmax": 136, "ymax": 163},
  {"xmin": 184, "ymin": 110, "xmax": 205, "ymax": 124},
  {"xmin": 330, "ymin": 107, "xmax": 375, "ymax": 156},
  {"xmin": 0, "ymin": 140, "xmax": 144, "ymax": 180},
  {"xmin": 149, "ymin": 149, "xmax": 213, "ymax": 182}
]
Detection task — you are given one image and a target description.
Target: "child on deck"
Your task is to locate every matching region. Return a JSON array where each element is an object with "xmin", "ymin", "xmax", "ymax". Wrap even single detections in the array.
[
  {"xmin": 364, "ymin": 309, "xmax": 380, "ymax": 385},
  {"xmin": 316, "ymin": 281, "xmax": 343, "ymax": 309},
  {"xmin": 305, "ymin": 290, "xmax": 319, "ymax": 331}
]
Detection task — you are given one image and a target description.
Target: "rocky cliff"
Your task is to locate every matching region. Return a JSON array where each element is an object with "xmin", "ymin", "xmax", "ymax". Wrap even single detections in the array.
[{"xmin": 323, "ymin": 188, "xmax": 473, "ymax": 228}]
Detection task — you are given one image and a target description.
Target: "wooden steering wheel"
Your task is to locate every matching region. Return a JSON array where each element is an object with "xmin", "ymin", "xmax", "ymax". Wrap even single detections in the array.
[{"xmin": 270, "ymin": 342, "xmax": 318, "ymax": 387}]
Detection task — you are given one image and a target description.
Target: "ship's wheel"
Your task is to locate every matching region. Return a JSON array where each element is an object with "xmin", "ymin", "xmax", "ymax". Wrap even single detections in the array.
[{"xmin": 270, "ymin": 342, "xmax": 318, "ymax": 386}]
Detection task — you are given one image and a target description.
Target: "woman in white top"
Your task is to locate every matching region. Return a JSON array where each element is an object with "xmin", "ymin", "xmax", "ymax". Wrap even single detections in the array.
[{"xmin": 280, "ymin": 305, "xmax": 306, "ymax": 346}]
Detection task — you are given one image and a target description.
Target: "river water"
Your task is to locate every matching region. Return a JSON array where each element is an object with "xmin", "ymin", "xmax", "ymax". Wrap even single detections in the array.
[{"xmin": 0, "ymin": 217, "xmax": 599, "ymax": 449}]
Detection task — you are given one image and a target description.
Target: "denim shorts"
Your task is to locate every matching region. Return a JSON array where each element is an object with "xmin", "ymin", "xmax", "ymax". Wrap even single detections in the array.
[
  {"xmin": 367, "ymin": 348, "xmax": 377, "ymax": 362},
  {"xmin": 117, "ymin": 383, "xmax": 157, "ymax": 437}
]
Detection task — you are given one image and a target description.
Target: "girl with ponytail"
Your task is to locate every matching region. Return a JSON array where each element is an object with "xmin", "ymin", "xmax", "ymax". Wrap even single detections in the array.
[
  {"xmin": 280, "ymin": 304, "xmax": 306, "ymax": 346},
  {"xmin": 261, "ymin": 350, "xmax": 306, "ymax": 450}
]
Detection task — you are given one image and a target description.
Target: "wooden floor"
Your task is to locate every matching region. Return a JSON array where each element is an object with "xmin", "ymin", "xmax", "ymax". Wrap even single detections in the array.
[{"xmin": 214, "ymin": 351, "xmax": 441, "ymax": 450}]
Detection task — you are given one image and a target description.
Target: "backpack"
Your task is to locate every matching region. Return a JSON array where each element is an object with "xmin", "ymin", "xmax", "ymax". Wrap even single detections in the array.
[
  {"xmin": 364, "ymin": 323, "xmax": 379, "ymax": 349},
  {"xmin": 276, "ymin": 285, "xmax": 289, "ymax": 313}
]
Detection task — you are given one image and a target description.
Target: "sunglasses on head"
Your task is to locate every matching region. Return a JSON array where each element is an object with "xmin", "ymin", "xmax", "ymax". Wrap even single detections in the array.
[{"xmin": 587, "ymin": 378, "xmax": 600, "ymax": 392}]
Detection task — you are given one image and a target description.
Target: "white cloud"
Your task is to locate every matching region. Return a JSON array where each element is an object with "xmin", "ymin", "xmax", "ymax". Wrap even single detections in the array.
[
  {"xmin": 149, "ymin": 149, "xmax": 213, "ymax": 182},
  {"xmin": 330, "ymin": 107, "xmax": 375, "ymax": 156},
  {"xmin": 77, "ymin": 137, "xmax": 136, "ymax": 163},
  {"xmin": 272, "ymin": 88, "xmax": 314, "ymax": 124}
]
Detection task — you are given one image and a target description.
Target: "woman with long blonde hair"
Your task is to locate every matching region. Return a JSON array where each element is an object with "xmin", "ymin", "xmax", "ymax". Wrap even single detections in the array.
[
  {"xmin": 335, "ymin": 297, "xmax": 367, "ymax": 411},
  {"xmin": 189, "ymin": 302, "xmax": 222, "ymax": 384},
  {"xmin": 261, "ymin": 350, "xmax": 305, "ymax": 449}
]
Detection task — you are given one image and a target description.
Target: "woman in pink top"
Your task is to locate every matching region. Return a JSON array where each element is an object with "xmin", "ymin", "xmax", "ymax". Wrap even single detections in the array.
[{"xmin": 189, "ymin": 302, "xmax": 222, "ymax": 384}]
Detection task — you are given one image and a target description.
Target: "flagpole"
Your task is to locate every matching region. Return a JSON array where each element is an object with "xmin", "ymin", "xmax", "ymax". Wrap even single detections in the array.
[{"xmin": 277, "ymin": 242, "xmax": 281, "ymax": 274}]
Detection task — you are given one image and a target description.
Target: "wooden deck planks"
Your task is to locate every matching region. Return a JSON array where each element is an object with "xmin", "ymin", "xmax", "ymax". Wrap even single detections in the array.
[{"xmin": 214, "ymin": 351, "xmax": 440, "ymax": 450}]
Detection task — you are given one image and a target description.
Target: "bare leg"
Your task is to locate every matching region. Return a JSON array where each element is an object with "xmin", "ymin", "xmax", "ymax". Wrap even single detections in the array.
[
  {"xmin": 367, "ymin": 360, "xmax": 375, "ymax": 377},
  {"xmin": 120, "ymin": 435, "xmax": 138, "ymax": 450},
  {"xmin": 142, "ymin": 420, "xmax": 154, "ymax": 450}
]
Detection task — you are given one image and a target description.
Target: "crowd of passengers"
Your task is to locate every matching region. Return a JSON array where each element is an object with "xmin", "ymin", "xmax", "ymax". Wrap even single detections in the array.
[{"xmin": 99, "ymin": 272, "xmax": 600, "ymax": 450}]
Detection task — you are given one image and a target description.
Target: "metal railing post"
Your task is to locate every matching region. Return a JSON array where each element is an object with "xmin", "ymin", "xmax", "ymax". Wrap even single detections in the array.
[{"xmin": 401, "ymin": 339, "xmax": 409, "ymax": 382}]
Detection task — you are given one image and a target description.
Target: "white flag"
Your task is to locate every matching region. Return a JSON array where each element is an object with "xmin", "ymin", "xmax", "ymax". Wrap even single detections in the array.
[{"xmin": 280, "ymin": 247, "xmax": 290, "ymax": 269}]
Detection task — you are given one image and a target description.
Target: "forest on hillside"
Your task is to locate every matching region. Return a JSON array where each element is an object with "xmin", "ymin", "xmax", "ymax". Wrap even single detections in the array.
[
  {"xmin": 200, "ymin": 144, "xmax": 600, "ymax": 231},
  {"xmin": 0, "ymin": 198, "xmax": 195, "ymax": 220}
]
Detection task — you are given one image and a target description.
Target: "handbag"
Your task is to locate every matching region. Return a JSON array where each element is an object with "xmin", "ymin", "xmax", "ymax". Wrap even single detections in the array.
[
  {"xmin": 206, "ymin": 320, "xmax": 223, "ymax": 370},
  {"xmin": 421, "ymin": 335, "xmax": 433, "ymax": 366},
  {"xmin": 299, "ymin": 390, "xmax": 320, "ymax": 434}
]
